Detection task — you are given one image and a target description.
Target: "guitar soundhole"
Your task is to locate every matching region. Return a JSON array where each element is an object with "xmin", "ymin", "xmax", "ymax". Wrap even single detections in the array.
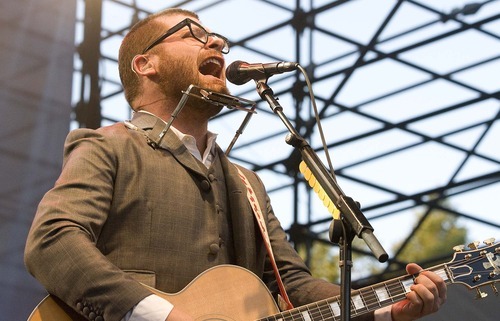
[{"xmin": 196, "ymin": 314, "xmax": 236, "ymax": 321}]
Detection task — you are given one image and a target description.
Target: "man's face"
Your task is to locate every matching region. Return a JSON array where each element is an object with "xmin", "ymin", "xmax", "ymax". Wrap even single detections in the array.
[{"xmin": 153, "ymin": 15, "xmax": 230, "ymax": 103}]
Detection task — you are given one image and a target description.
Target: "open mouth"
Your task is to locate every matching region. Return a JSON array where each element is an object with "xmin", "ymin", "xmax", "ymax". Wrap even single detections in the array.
[{"xmin": 199, "ymin": 57, "xmax": 223, "ymax": 78}]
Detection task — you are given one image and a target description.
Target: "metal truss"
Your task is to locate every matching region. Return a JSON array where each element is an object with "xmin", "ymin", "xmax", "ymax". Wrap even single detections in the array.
[{"xmin": 74, "ymin": 0, "xmax": 500, "ymax": 283}]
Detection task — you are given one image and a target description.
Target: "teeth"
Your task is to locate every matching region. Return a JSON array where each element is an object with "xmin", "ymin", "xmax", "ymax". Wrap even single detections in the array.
[
  {"xmin": 201, "ymin": 58, "xmax": 221, "ymax": 67},
  {"xmin": 199, "ymin": 58, "xmax": 222, "ymax": 77}
]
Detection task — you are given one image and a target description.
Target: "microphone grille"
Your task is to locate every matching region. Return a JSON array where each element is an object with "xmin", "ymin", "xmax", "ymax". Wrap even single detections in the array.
[{"xmin": 225, "ymin": 60, "xmax": 249, "ymax": 85}]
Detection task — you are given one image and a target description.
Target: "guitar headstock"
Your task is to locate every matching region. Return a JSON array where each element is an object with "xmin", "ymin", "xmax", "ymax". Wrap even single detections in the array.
[{"xmin": 447, "ymin": 238, "xmax": 499, "ymax": 299}]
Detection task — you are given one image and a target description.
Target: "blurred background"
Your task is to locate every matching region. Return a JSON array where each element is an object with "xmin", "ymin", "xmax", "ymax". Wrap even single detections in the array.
[{"xmin": 1, "ymin": 0, "xmax": 498, "ymax": 320}]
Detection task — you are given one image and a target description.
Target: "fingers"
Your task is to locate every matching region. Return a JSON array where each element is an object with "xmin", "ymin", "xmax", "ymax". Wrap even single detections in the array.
[
  {"xmin": 405, "ymin": 262, "xmax": 423, "ymax": 275},
  {"xmin": 390, "ymin": 264, "xmax": 448, "ymax": 321},
  {"xmin": 420, "ymin": 270, "xmax": 447, "ymax": 303},
  {"xmin": 407, "ymin": 264, "xmax": 447, "ymax": 315},
  {"xmin": 409, "ymin": 282, "xmax": 437, "ymax": 315}
]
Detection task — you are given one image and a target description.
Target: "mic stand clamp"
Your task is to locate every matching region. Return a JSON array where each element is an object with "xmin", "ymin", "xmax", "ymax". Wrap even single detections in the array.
[{"xmin": 254, "ymin": 80, "xmax": 388, "ymax": 321}]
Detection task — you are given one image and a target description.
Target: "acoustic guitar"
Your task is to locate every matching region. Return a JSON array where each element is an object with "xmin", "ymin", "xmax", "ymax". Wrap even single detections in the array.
[{"xmin": 28, "ymin": 239, "xmax": 498, "ymax": 321}]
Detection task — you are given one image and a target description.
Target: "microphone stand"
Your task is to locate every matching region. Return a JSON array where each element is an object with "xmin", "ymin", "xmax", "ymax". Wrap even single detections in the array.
[{"xmin": 254, "ymin": 80, "xmax": 388, "ymax": 321}]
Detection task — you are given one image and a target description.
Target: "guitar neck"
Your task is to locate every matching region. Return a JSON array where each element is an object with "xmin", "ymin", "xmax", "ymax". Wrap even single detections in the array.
[{"xmin": 259, "ymin": 265, "xmax": 450, "ymax": 321}]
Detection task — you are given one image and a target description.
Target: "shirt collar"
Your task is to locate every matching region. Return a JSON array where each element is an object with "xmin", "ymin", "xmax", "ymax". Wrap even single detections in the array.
[{"xmin": 136, "ymin": 110, "xmax": 218, "ymax": 167}]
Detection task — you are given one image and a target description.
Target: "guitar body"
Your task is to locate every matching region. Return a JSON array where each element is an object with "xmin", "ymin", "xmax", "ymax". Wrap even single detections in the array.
[{"xmin": 28, "ymin": 265, "xmax": 280, "ymax": 321}]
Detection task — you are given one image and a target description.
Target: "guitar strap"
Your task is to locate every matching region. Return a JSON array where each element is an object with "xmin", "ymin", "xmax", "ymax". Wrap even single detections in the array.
[{"xmin": 236, "ymin": 167, "xmax": 294, "ymax": 311}]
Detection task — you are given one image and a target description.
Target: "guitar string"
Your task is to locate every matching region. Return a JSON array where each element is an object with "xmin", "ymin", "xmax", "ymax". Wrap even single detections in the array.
[{"xmin": 258, "ymin": 253, "xmax": 495, "ymax": 321}]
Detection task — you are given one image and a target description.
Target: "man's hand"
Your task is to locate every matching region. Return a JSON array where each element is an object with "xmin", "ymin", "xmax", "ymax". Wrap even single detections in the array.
[{"xmin": 391, "ymin": 263, "xmax": 447, "ymax": 321}]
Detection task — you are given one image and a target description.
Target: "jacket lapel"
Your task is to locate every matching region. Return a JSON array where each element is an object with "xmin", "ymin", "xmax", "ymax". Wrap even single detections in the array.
[
  {"xmin": 218, "ymin": 147, "xmax": 263, "ymax": 274},
  {"xmin": 128, "ymin": 112, "xmax": 206, "ymax": 177}
]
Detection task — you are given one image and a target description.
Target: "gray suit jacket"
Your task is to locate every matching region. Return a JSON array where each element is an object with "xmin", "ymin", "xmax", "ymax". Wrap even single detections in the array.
[{"xmin": 25, "ymin": 112, "xmax": 373, "ymax": 321}]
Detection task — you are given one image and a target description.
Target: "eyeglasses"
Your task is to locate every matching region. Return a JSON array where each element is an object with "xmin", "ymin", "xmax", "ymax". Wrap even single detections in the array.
[{"xmin": 141, "ymin": 18, "xmax": 230, "ymax": 54}]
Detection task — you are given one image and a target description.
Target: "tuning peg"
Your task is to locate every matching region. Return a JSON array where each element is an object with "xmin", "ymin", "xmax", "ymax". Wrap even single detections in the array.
[
  {"xmin": 491, "ymin": 283, "xmax": 498, "ymax": 296},
  {"xmin": 468, "ymin": 241, "xmax": 480, "ymax": 250},
  {"xmin": 483, "ymin": 238, "xmax": 495, "ymax": 246},
  {"xmin": 475, "ymin": 288, "xmax": 488, "ymax": 299},
  {"xmin": 453, "ymin": 245, "xmax": 465, "ymax": 252}
]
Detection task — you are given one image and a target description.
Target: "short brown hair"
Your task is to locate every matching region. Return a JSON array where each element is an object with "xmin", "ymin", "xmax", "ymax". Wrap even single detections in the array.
[{"xmin": 118, "ymin": 8, "xmax": 199, "ymax": 105}]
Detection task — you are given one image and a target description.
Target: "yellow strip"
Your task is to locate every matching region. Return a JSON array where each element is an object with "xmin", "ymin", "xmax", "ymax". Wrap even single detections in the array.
[{"xmin": 299, "ymin": 161, "xmax": 340, "ymax": 219}]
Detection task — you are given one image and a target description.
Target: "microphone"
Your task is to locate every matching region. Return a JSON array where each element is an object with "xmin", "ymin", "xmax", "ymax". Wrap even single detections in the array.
[{"xmin": 226, "ymin": 60, "xmax": 298, "ymax": 85}]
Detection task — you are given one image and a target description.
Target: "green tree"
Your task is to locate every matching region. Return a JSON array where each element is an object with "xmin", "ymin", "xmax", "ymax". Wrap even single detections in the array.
[
  {"xmin": 297, "ymin": 234, "xmax": 384, "ymax": 282},
  {"xmin": 297, "ymin": 202, "xmax": 468, "ymax": 282},
  {"xmin": 394, "ymin": 210, "xmax": 468, "ymax": 263},
  {"xmin": 299, "ymin": 238, "xmax": 340, "ymax": 282}
]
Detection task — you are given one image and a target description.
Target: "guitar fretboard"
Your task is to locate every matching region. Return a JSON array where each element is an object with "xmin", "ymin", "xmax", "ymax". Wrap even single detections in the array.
[{"xmin": 260, "ymin": 267, "xmax": 450, "ymax": 321}]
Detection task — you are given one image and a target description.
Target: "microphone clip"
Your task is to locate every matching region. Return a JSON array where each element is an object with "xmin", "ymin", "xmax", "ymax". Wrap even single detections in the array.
[
  {"xmin": 183, "ymin": 85, "xmax": 256, "ymax": 113},
  {"xmin": 139, "ymin": 84, "xmax": 257, "ymax": 152}
]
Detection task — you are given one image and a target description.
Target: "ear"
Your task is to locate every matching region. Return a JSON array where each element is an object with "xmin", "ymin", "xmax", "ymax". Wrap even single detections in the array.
[{"xmin": 131, "ymin": 54, "xmax": 157, "ymax": 76}]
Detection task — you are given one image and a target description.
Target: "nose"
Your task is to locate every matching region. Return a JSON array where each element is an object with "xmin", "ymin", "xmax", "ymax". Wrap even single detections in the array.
[{"xmin": 206, "ymin": 34, "xmax": 227, "ymax": 53}]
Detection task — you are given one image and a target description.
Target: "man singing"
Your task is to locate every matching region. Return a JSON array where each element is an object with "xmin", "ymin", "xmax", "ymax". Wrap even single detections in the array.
[{"xmin": 25, "ymin": 8, "xmax": 446, "ymax": 321}]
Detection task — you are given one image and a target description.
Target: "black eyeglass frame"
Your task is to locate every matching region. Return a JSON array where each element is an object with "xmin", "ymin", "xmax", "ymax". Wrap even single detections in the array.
[{"xmin": 141, "ymin": 18, "xmax": 230, "ymax": 54}]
